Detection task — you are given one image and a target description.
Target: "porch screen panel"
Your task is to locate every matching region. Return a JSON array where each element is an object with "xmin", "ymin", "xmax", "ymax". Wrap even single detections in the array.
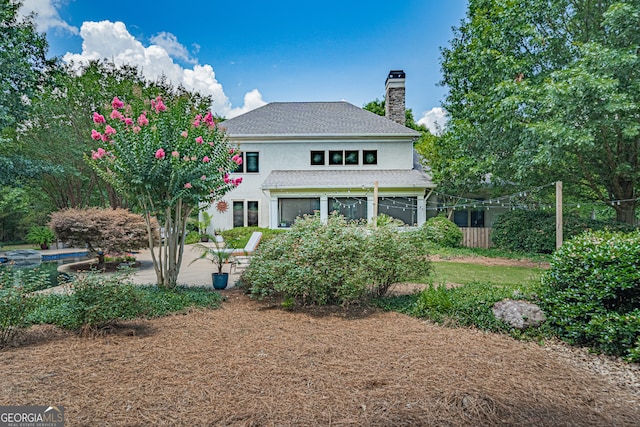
[
  {"xmin": 278, "ymin": 198, "xmax": 320, "ymax": 227},
  {"xmin": 329, "ymin": 197, "xmax": 367, "ymax": 221},
  {"xmin": 379, "ymin": 197, "xmax": 417, "ymax": 226}
]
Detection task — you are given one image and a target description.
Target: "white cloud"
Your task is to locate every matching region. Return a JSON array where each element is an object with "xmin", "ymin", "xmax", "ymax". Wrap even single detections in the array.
[
  {"xmin": 417, "ymin": 107, "xmax": 448, "ymax": 135},
  {"xmin": 149, "ymin": 32, "xmax": 197, "ymax": 65},
  {"xmin": 18, "ymin": 0, "xmax": 78, "ymax": 35},
  {"xmin": 62, "ymin": 20, "xmax": 265, "ymax": 118}
]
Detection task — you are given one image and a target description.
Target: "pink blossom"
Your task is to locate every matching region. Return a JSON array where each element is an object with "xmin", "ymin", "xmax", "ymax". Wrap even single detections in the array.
[
  {"xmin": 137, "ymin": 112, "xmax": 149, "ymax": 126},
  {"xmin": 155, "ymin": 148, "xmax": 166, "ymax": 160},
  {"xmin": 111, "ymin": 97, "xmax": 124, "ymax": 109},
  {"xmin": 104, "ymin": 125, "xmax": 116, "ymax": 136},
  {"xmin": 204, "ymin": 111, "xmax": 215, "ymax": 128},
  {"xmin": 195, "ymin": 136, "xmax": 204, "ymax": 144},
  {"xmin": 229, "ymin": 148, "xmax": 235, "ymax": 154},
  {"xmin": 223, "ymin": 173, "xmax": 231, "ymax": 184},
  {"xmin": 192, "ymin": 114, "xmax": 202, "ymax": 127},
  {"xmin": 202, "ymin": 156, "xmax": 210, "ymax": 163},
  {"xmin": 181, "ymin": 131, "xmax": 188, "ymax": 138},
  {"xmin": 92, "ymin": 112, "xmax": 106, "ymax": 124},
  {"xmin": 184, "ymin": 182, "xmax": 192, "ymax": 189},
  {"xmin": 171, "ymin": 151, "xmax": 180, "ymax": 158},
  {"xmin": 124, "ymin": 117, "xmax": 134, "ymax": 126},
  {"xmin": 191, "ymin": 156, "xmax": 197, "ymax": 161},
  {"xmin": 151, "ymin": 96, "xmax": 167, "ymax": 113},
  {"xmin": 233, "ymin": 177, "xmax": 243, "ymax": 186},
  {"xmin": 209, "ymin": 141, "xmax": 214, "ymax": 146},
  {"xmin": 91, "ymin": 129, "xmax": 102, "ymax": 141},
  {"xmin": 91, "ymin": 147, "xmax": 107, "ymax": 159},
  {"xmin": 232, "ymin": 154, "xmax": 243, "ymax": 165},
  {"xmin": 110, "ymin": 110, "xmax": 123, "ymax": 120},
  {"xmin": 200, "ymin": 175, "xmax": 207, "ymax": 180},
  {"xmin": 132, "ymin": 126, "xmax": 141, "ymax": 134},
  {"xmin": 101, "ymin": 134, "xmax": 110, "ymax": 142},
  {"xmin": 183, "ymin": 156, "xmax": 190, "ymax": 161}
]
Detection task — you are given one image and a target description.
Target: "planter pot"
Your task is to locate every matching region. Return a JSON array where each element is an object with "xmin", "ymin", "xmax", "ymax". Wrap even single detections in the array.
[{"xmin": 212, "ymin": 272, "xmax": 229, "ymax": 290}]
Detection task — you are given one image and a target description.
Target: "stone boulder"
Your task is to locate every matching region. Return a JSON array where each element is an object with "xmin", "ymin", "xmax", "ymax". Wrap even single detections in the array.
[{"xmin": 492, "ymin": 299, "xmax": 546, "ymax": 329}]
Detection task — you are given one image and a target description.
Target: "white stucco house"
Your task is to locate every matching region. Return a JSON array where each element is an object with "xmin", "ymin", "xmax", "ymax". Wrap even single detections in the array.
[{"xmin": 206, "ymin": 70, "xmax": 435, "ymax": 231}]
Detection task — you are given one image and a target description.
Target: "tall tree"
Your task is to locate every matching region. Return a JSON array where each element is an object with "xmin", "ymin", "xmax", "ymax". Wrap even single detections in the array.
[{"xmin": 440, "ymin": 0, "xmax": 640, "ymax": 224}]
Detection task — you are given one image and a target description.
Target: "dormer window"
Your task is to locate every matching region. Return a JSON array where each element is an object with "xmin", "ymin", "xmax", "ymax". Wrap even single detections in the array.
[
  {"xmin": 311, "ymin": 151, "xmax": 325, "ymax": 165},
  {"xmin": 363, "ymin": 150, "xmax": 378, "ymax": 165}
]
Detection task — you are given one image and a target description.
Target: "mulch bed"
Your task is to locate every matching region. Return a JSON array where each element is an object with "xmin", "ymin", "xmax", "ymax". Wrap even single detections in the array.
[{"xmin": 1, "ymin": 289, "xmax": 638, "ymax": 426}]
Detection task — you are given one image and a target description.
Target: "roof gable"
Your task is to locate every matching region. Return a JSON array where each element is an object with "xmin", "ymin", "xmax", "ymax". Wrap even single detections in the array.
[{"xmin": 220, "ymin": 102, "xmax": 420, "ymax": 137}]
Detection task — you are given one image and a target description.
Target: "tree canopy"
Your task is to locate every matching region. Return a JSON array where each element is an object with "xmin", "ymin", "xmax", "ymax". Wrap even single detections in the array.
[{"xmin": 440, "ymin": 0, "xmax": 640, "ymax": 224}]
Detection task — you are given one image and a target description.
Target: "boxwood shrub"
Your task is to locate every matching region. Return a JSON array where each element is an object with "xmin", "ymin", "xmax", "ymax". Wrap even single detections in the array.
[
  {"xmin": 540, "ymin": 230, "xmax": 640, "ymax": 361},
  {"xmin": 242, "ymin": 214, "xmax": 432, "ymax": 306},
  {"xmin": 491, "ymin": 210, "xmax": 636, "ymax": 254},
  {"xmin": 419, "ymin": 216, "xmax": 463, "ymax": 248}
]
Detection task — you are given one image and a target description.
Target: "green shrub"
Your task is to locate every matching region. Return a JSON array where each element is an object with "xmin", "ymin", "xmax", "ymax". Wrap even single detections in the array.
[
  {"xmin": 138, "ymin": 285, "xmax": 222, "ymax": 317},
  {"xmin": 0, "ymin": 288, "xmax": 35, "ymax": 347},
  {"xmin": 540, "ymin": 230, "xmax": 640, "ymax": 360},
  {"xmin": 0, "ymin": 265, "xmax": 52, "ymax": 293},
  {"xmin": 243, "ymin": 214, "xmax": 432, "ymax": 306},
  {"xmin": 185, "ymin": 231, "xmax": 200, "ymax": 244},
  {"xmin": 26, "ymin": 226, "xmax": 56, "ymax": 249},
  {"xmin": 57, "ymin": 271, "xmax": 145, "ymax": 334},
  {"xmin": 419, "ymin": 216, "xmax": 463, "ymax": 247},
  {"xmin": 220, "ymin": 226, "xmax": 285, "ymax": 248},
  {"xmin": 492, "ymin": 210, "xmax": 636, "ymax": 254}
]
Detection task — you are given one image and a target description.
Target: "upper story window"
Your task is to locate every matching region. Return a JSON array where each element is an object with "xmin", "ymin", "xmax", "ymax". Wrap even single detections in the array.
[
  {"xmin": 234, "ymin": 152, "xmax": 260, "ymax": 173},
  {"xmin": 313, "ymin": 150, "xmax": 362, "ymax": 166},
  {"xmin": 363, "ymin": 150, "xmax": 378, "ymax": 165},
  {"xmin": 311, "ymin": 151, "xmax": 325, "ymax": 165}
]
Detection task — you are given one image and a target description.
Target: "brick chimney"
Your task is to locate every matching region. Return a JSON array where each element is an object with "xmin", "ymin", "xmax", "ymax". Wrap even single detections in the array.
[{"xmin": 385, "ymin": 70, "xmax": 406, "ymax": 126}]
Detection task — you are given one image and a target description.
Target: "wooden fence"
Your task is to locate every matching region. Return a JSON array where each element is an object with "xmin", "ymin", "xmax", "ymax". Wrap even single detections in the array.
[{"xmin": 460, "ymin": 227, "xmax": 492, "ymax": 249}]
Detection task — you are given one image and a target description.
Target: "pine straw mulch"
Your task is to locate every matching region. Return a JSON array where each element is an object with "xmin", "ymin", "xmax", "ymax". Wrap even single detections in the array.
[{"xmin": 1, "ymin": 289, "xmax": 639, "ymax": 426}]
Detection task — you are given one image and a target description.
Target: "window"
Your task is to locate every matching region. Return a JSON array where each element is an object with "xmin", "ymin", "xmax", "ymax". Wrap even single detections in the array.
[
  {"xmin": 452, "ymin": 208, "xmax": 485, "ymax": 228},
  {"xmin": 311, "ymin": 151, "xmax": 325, "ymax": 165},
  {"xmin": 329, "ymin": 197, "xmax": 367, "ymax": 221},
  {"xmin": 233, "ymin": 152, "xmax": 260, "ymax": 173},
  {"xmin": 363, "ymin": 150, "xmax": 377, "ymax": 165},
  {"xmin": 378, "ymin": 197, "xmax": 417, "ymax": 226},
  {"xmin": 345, "ymin": 150, "xmax": 359, "ymax": 165},
  {"xmin": 233, "ymin": 200, "xmax": 259, "ymax": 227},
  {"xmin": 278, "ymin": 198, "xmax": 320, "ymax": 227},
  {"xmin": 329, "ymin": 150, "xmax": 344, "ymax": 165}
]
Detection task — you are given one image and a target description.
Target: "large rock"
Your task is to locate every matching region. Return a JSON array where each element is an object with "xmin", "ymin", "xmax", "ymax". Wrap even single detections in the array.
[{"xmin": 492, "ymin": 299, "xmax": 546, "ymax": 329}]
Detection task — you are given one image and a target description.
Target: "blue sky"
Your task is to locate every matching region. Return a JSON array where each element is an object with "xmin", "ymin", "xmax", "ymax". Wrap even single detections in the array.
[{"xmin": 19, "ymin": 0, "xmax": 468, "ymax": 130}]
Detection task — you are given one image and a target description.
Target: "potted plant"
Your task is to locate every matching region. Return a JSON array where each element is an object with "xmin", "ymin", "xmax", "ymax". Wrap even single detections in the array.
[
  {"xmin": 26, "ymin": 226, "xmax": 56, "ymax": 250},
  {"xmin": 189, "ymin": 237, "xmax": 237, "ymax": 289},
  {"xmin": 197, "ymin": 211, "xmax": 214, "ymax": 242}
]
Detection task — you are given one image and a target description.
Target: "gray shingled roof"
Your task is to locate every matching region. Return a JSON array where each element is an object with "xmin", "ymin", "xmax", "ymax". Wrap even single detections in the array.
[
  {"xmin": 221, "ymin": 102, "xmax": 421, "ymax": 137},
  {"xmin": 262, "ymin": 170, "xmax": 434, "ymax": 190}
]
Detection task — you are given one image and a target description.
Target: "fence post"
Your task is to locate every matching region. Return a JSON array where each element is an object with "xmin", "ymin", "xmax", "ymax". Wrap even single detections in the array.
[{"xmin": 556, "ymin": 181, "xmax": 563, "ymax": 249}]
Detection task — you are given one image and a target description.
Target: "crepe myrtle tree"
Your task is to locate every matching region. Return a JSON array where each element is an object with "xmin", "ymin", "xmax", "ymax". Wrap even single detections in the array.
[{"xmin": 88, "ymin": 92, "xmax": 242, "ymax": 287}]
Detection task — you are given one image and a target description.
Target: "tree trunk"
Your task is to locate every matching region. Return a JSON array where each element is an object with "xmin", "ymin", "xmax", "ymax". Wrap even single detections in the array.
[{"xmin": 614, "ymin": 200, "xmax": 637, "ymax": 225}]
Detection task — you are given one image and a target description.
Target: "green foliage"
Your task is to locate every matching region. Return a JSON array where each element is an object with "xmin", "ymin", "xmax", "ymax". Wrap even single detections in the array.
[
  {"xmin": 185, "ymin": 231, "xmax": 200, "ymax": 244},
  {"xmin": 0, "ymin": 287, "xmax": 35, "ymax": 347},
  {"xmin": 376, "ymin": 213, "xmax": 405, "ymax": 227},
  {"xmin": 0, "ymin": 265, "xmax": 52, "ymax": 293},
  {"xmin": 492, "ymin": 210, "xmax": 637, "ymax": 254},
  {"xmin": 55, "ymin": 271, "xmax": 145, "ymax": 333},
  {"xmin": 243, "ymin": 214, "xmax": 432, "ymax": 306},
  {"xmin": 540, "ymin": 231, "xmax": 640, "ymax": 360},
  {"xmin": 376, "ymin": 280, "xmax": 545, "ymax": 339},
  {"xmin": 419, "ymin": 216, "xmax": 463, "ymax": 248},
  {"xmin": 440, "ymin": 0, "xmax": 640, "ymax": 223},
  {"xmin": 26, "ymin": 226, "xmax": 55, "ymax": 248},
  {"xmin": 220, "ymin": 226, "xmax": 285, "ymax": 248},
  {"xmin": 27, "ymin": 283, "xmax": 223, "ymax": 330}
]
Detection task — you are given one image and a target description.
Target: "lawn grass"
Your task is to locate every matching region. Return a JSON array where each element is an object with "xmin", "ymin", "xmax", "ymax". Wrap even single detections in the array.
[{"xmin": 431, "ymin": 261, "xmax": 544, "ymax": 287}]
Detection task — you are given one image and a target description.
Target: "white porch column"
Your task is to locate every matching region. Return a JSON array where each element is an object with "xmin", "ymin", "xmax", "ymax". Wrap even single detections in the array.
[
  {"xmin": 269, "ymin": 196, "xmax": 279, "ymax": 229},
  {"xmin": 417, "ymin": 196, "xmax": 427, "ymax": 226},
  {"xmin": 320, "ymin": 195, "xmax": 328, "ymax": 223},
  {"xmin": 367, "ymin": 196, "xmax": 375, "ymax": 223}
]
